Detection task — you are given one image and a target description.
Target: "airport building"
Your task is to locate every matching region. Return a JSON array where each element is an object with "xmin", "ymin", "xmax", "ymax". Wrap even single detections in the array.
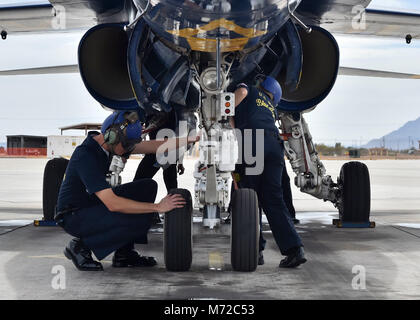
[
  {"xmin": 5, "ymin": 124, "xmax": 106, "ymax": 158},
  {"xmin": 6, "ymin": 135, "xmax": 47, "ymax": 156},
  {"xmin": 47, "ymin": 123, "xmax": 102, "ymax": 158},
  {"xmin": 369, "ymin": 147, "xmax": 389, "ymax": 156}
]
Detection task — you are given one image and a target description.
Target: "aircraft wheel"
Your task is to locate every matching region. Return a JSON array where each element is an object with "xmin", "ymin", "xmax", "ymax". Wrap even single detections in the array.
[
  {"xmin": 42, "ymin": 158, "xmax": 69, "ymax": 221},
  {"xmin": 338, "ymin": 161, "xmax": 371, "ymax": 222},
  {"xmin": 164, "ymin": 188, "xmax": 193, "ymax": 271},
  {"xmin": 231, "ymin": 188, "xmax": 259, "ymax": 272}
]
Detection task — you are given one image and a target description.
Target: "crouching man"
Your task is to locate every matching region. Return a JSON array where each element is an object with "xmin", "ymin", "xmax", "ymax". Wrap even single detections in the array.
[{"xmin": 56, "ymin": 111, "xmax": 195, "ymax": 271}]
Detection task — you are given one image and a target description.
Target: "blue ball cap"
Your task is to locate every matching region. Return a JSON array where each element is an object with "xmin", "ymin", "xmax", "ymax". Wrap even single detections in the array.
[
  {"xmin": 261, "ymin": 76, "xmax": 282, "ymax": 106},
  {"xmin": 101, "ymin": 111, "xmax": 142, "ymax": 142}
]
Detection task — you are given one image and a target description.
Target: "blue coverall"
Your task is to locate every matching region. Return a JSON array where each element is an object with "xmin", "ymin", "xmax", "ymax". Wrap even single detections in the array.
[
  {"xmin": 234, "ymin": 85, "xmax": 302, "ymax": 256},
  {"xmin": 57, "ymin": 132, "xmax": 157, "ymax": 260}
]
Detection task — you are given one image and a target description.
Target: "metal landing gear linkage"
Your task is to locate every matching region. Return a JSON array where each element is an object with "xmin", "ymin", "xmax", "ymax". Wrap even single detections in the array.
[
  {"xmin": 191, "ymin": 36, "xmax": 238, "ymax": 229},
  {"xmin": 279, "ymin": 112, "xmax": 340, "ymax": 207},
  {"xmin": 194, "ymin": 68, "xmax": 237, "ymax": 228},
  {"xmin": 191, "ymin": 43, "xmax": 260, "ymax": 271},
  {"xmin": 279, "ymin": 111, "xmax": 372, "ymax": 226}
]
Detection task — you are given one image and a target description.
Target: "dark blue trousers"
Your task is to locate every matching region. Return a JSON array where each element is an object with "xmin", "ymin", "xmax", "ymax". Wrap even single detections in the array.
[
  {"xmin": 239, "ymin": 134, "xmax": 302, "ymax": 256},
  {"xmin": 259, "ymin": 163, "xmax": 296, "ymax": 252},
  {"xmin": 62, "ymin": 179, "xmax": 158, "ymax": 260}
]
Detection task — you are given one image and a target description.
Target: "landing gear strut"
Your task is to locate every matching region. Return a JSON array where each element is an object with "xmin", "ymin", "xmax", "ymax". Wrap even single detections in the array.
[
  {"xmin": 191, "ymin": 46, "xmax": 260, "ymax": 272},
  {"xmin": 279, "ymin": 112, "xmax": 372, "ymax": 223}
]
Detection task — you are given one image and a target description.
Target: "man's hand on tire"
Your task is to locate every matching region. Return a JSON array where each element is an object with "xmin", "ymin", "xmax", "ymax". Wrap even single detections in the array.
[{"xmin": 157, "ymin": 194, "xmax": 186, "ymax": 212}]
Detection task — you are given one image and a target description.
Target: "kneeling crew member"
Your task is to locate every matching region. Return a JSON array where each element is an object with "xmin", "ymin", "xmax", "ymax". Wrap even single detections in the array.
[
  {"xmin": 232, "ymin": 76, "xmax": 306, "ymax": 268},
  {"xmin": 56, "ymin": 111, "xmax": 187, "ymax": 271}
]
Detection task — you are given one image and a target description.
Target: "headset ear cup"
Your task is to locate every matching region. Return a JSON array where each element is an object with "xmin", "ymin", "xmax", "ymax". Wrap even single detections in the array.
[
  {"xmin": 104, "ymin": 130, "xmax": 110, "ymax": 143},
  {"xmin": 112, "ymin": 130, "xmax": 120, "ymax": 146},
  {"xmin": 111, "ymin": 130, "xmax": 119, "ymax": 145},
  {"xmin": 105, "ymin": 129, "xmax": 119, "ymax": 145}
]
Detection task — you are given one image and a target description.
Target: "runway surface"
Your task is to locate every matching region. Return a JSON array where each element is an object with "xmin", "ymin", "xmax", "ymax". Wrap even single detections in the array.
[{"xmin": 0, "ymin": 158, "xmax": 420, "ymax": 299}]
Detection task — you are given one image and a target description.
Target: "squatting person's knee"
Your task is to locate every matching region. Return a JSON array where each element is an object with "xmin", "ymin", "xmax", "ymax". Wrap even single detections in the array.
[{"xmin": 143, "ymin": 178, "xmax": 158, "ymax": 201}]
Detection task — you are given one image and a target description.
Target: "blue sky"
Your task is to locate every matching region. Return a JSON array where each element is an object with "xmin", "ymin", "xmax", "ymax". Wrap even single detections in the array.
[{"xmin": 0, "ymin": 0, "xmax": 419, "ymax": 146}]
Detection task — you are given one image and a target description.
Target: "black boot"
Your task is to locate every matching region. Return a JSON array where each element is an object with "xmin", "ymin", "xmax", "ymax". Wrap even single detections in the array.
[
  {"xmin": 112, "ymin": 248, "xmax": 157, "ymax": 268},
  {"xmin": 64, "ymin": 238, "xmax": 103, "ymax": 271},
  {"xmin": 279, "ymin": 247, "xmax": 307, "ymax": 268}
]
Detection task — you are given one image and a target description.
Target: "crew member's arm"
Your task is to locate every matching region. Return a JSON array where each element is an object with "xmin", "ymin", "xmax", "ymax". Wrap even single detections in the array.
[
  {"xmin": 132, "ymin": 135, "xmax": 199, "ymax": 154},
  {"xmin": 76, "ymin": 151, "xmax": 185, "ymax": 215},
  {"xmin": 230, "ymin": 84, "xmax": 249, "ymax": 128},
  {"xmin": 95, "ymin": 189, "xmax": 186, "ymax": 214}
]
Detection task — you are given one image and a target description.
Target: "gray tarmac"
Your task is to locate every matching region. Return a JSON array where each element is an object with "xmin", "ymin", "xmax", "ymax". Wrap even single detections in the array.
[{"xmin": 0, "ymin": 158, "xmax": 420, "ymax": 299}]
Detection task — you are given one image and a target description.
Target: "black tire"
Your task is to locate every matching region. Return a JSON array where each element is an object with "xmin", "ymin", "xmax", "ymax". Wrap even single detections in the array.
[
  {"xmin": 42, "ymin": 158, "xmax": 69, "ymax": 221},
  {"xmin": 164, "ymin": 188, "xmax": 193, "ymax": 271},
  {"xmin": 231, "ymin": 188, "xmax": 259, "ymax": 272},
  {"xmin": 338, "ymin": 161, "xmax": 371, "ymax": 222}
]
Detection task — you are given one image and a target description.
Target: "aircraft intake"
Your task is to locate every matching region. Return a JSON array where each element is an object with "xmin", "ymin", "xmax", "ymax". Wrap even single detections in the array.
[
  {"xmin": 78, "ymin": 23, "xmax": 139, "ymax": 111},
  {"xmin": 279, "ymin": 27, "xmax": 340, "ymax": 111},
  {"xmin": 274, "ymin": 25, "xmax": 340, "ymax": 112},
  {"xmin": 78, "ymin": 21, "xmax": 200, "ymax": 116}
]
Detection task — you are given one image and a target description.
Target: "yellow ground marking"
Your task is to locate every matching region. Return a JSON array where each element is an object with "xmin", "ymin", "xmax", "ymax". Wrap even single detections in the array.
[{"xmin": 208, "ymin": 251, "xmax": 224, "ymax": 270}]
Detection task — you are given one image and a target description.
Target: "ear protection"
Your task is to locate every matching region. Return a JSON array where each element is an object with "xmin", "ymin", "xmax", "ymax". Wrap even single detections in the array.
[
  {"xmin": 254, "ymin": 73, "xmax": 266, "ymax": 87},
  {"xmin": 104, "ymin": 112, "xmax": 139, "ymax": 147}
]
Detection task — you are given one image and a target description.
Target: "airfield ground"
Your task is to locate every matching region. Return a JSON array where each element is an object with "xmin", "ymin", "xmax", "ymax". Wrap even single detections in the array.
[{"xmin": 0, "ymin": 158, "xmax": 420, "ymax": 299}]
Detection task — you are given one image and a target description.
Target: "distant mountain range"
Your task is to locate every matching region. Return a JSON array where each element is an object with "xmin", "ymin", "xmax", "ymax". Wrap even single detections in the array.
[{"xmin": 363, "ymin": 116, "xmax": 420, "ymax": 150}]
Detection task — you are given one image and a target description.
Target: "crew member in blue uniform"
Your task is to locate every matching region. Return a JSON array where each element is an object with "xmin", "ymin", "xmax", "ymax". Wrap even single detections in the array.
[
  {"xmin": 231, "ymin": 76, "xmax": 306, "ymax": 268},
  {"xmin": 56, "ymin": 111, "xmax": 189, "ymax": 271},
  {"xmin": 258, "ymin": 158, "xmax": 299, "ymax": 265}
]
